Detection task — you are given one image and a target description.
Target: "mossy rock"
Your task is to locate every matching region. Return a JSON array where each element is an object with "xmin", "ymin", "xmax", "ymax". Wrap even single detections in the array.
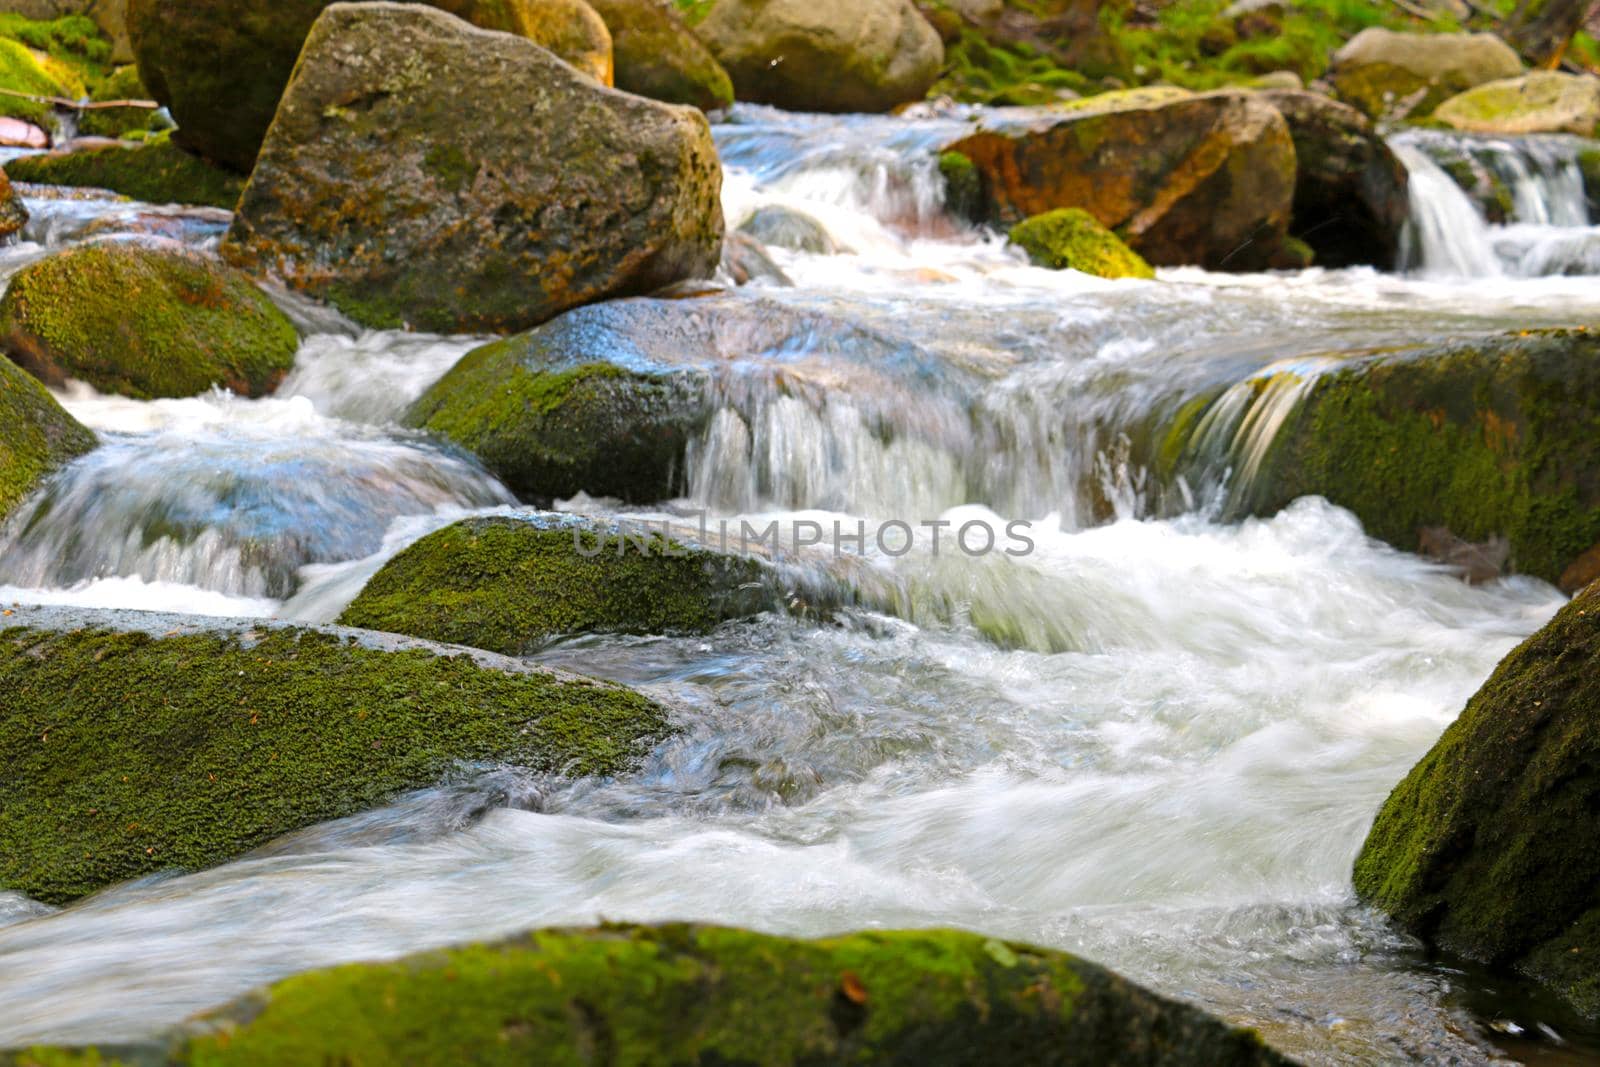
[
  {"xmin": 75, "ymin": 62, "xmax": 157, "ymax": 138},
  {"xmin": 0, "ymin": 240, "xmax": 299, "ymax": 400},
  {"xmin": 0, "ymin": 168, "xmax": 26, "ymax": 237},
  {"xmin": 1434, "ymin": 71, "xmax": 1600, "ymax": 138},
  {"xmin": 1329, "ymin": 28, "xmax": 1524, "ymax": 121},
  {"xmin": 404, "ymin": 304, "xmax": 717, "ymax": 503},
  {"xmin": 6, "ymin": 923, "xmax": 1294, "ymax": 1065},
  {"xmin": 1354, "ymin": 581, "xmax": 1600, "ymax": 1018},
  {"xmin": 1237, "ymin": 328, "xmax": 1600, "ymax": 589},
  {"xmin": 937, "ymin": 148, "xmax": 983, "ymax": 223},
  {"xmin": 1008, "ymin": 208, "xmax": 1155, "ymax": 280},
  {"xmin": 585, "ymin": 0, "xmax": 731, "ymax": 109},
  {"xmin": 3, "ymin": 132, "xmax": 245, "ymax": 208},
  {"xmin": 0, "ymin": 33, "xmax": 82, "ymax": 129},
  {"xmin": 0, "ymin": 350, "xmax": 96, "ymax": 523},
  {"xmin": 0, "ymin": 604, "xmax": 676, "ymax": 906},
  {"xmin": 339, "ymin": 515, "xmax": 777, "ymax": 653}
]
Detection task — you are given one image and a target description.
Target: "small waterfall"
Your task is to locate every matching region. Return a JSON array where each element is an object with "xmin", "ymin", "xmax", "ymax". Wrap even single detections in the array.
[{"xmin": 1391, "ymin": 129, "xmax": 1599, "ymax": 278}]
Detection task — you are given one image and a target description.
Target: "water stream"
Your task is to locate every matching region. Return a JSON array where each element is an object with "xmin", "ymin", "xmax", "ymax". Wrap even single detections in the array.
[{"xmin": 2, "ymin": 109, "xmax": 1599, "ymax": 1064}]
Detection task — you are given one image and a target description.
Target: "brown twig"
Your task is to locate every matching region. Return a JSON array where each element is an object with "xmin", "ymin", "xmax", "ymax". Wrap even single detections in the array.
[{"xmin": 0, "ymin": 86, "xmax": 159, "ymax": 110}]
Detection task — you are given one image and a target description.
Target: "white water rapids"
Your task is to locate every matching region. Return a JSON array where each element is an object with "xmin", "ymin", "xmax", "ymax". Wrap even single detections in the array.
[{"xmin": 1, "ymin": 110, "xmax": 1598, "ymax": 1063}]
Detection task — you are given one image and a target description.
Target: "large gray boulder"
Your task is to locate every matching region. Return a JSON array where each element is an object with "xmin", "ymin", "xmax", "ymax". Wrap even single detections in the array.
[
  {"xmin": 1330, "ymin": 27, "xmax": 1523, "ymax": 120},
  {"xmin": 221, "ymin": 2, "xmax": 723, "ymax": 335},
  {"xmin": 695, "ymin": 0, "xmax": 943, "ymax": 113}
]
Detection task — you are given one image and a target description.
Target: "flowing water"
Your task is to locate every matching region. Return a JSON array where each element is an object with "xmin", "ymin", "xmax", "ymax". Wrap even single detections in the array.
[{"xmin": 1, "ymin": 110, "xmax": 1599, "ymax": 1064}]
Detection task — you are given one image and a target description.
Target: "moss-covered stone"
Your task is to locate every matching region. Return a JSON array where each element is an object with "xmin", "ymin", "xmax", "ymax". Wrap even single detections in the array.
[
  {"xmin": 0, "ymin": 351, "xmax": 95, "ymax": 523},
  {"xmin": 1008, "ymin": 208, "xmax": 1155, "ymax": 280},
  {"xmin": 1238, "ymin": 328, "xmax": 1600, "ymax": 589},
  {"xmin": 1329, "ymin": 28, "xmax": 1524, "ymax": 120},
  {"xmin": 3, "ymin": 132, "xmax": 245, "ymax": 209},
  {"xmin": 585, "ymin": 0, "xmax": 732, "ymax": 109},
  {"xmin": 405, "ymin": 307, "xmax": 713, "ymax": 503},
  {"xmin": 5, "ymin": 923, "xmax": 1293, "ymax": 1065},
  {"xmin": 1434, "ymin": 71, "xmax": 1600, "ymax": 137},
  {"xmin": 0, "ymin": 168, "xmax": 26, "ymax": 237},
  {"xmin": 220, "ymin": 2, "xmax": 722, "ymax": 335},
  {"xmin": 937, "ymin": 148, "xmax": 984, "ymax": 224},
  {"xmin": 1353, "ymin": 581, "xmax": 1600, "ymax": 1018},
  {"xmin": 0, "ymin": 604, "xmax": 675, "ymax": 906},
  {"xmin": 944, "ymin": 89, "xmax": 1297, "ymax": 271},
  {"xmin": 339, "ymin": 515, "xmax": 775, "ymax": 653},
  {"xmin": 75, "ymin": 62, "xmax": 157, "ymax": 138},
  {"xmin": 0, "ymin": 12, "xmax": 105, "ymax": 131},
  {"xmin": 0, "ymin": 241, "xmax": 299, "ymax": 400}
]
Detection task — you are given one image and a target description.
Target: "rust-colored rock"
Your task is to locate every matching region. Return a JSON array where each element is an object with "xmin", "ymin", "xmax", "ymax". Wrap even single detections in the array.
[{"xmin": 943, "ymin": 89, "xmax": 1297, "ymax": 271}]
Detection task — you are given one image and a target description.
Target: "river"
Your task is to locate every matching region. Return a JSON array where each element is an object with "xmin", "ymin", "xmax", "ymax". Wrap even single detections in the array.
[{"xmin": 0, "ymin": 110, "xmax": 1597, "ymax": 1064}]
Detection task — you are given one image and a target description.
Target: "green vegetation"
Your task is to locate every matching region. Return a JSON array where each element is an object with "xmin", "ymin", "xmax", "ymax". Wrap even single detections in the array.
[
  {"xmin": 3, "ymin": 924, "xmax": 1292, "ymax": 1065},
  {"xmin": 0, "ymin": 619, "xmax": 675, "ymax": 905},
  {"xmin": 0, "ymin": 13, "xmax": 117, "ymax": 129},
  {"xmin": 340, "ymin": 516, "xmax": 775, "ymax": 653},
  {"xmin": 0, "ymin": 355, "xmax": 96, "ymax": 523},
  {"xmin": 77, "ymin": 64, "xmax": 159, "ymax": 139},
  {"xmin": 1008, "ymin": 207, "xmax": 1155, "ymax": 279},
  {"xmin": 4, "ymin": 132, "xmax": 245, "ymax": 209},
  {"xmin": 0, "ymin": 242, "xmax": 299, "ymax": 400},
  {"xmin": 1354, "ymin": 580, "xmax": 1600, "ymax": 1017}
]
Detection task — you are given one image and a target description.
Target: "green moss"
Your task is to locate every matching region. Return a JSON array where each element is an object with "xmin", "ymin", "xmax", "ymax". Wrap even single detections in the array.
[
  {"xmin": 77, "ymin": 64, "xmax": 158, "ymax": 139},
  {"xmin": 0, "ymin": 12, "xmax": 110, "ymax": 73},
  {"xmin": 423, "ymin": 142, "xmax": 475, "ymax": 192},
  {"xmin": 1008, "ymin": 208, "xmax": 1156, "ymax": 279},
  {"xmin": 1353, "ymin": 582, "xmax": 1600, "ymax": 1017},
  {"xmin": 1240, "ymin": 328, "xmax": 1600, "ymax": 586},
  {"xmin": 339, "ymin": 516, "xmax": 775, "ymax": 653},
  {"xmin": 0, "ymin": 355, "xmax": 96, "ymax": 522},
  {"xmin": 405, "ymin": 336, "xmax": 708, "ymax": 503},
  {"xmin": 0, "ymin": 618, "xmax": 675, "ymax": 905},
  {"xmin": 938, "ymin": 149, "xmax": 984, "ymax": 223},
  {"xmin": 0, "ymin": 36, "xmax": 81, "ymax": 128},
  {"xmin": 15, "ymin": 924, "xmax": 1290, "ymax": 1065},
  {"xmin": 932, "ymin": 28, "xmax": 1099, "ymax": 106},
  {"xmin": 4, "ymin": 132, "xmax": 245, "ymax": 209},
  {"xmin": 0, "ymin": 242, "xmax": 299, "ymax": 400}
]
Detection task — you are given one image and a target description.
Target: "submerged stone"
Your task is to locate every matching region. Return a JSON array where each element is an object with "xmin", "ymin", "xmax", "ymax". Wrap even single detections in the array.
[
  {"xmin": 220, "ymin": 2, "xmax": 722, "ymax": 335},
  {"xmin": 0, "ymin": 241, "xmax": 299, "ymax": 400},
  {"xmin": 944, "ymin": 89, "xmax": 1298, "ymax": 271},
  {"xmin": 696, "ymin": 0, "xmax": 944, "ymax": 113},
  {"xmin": 1234, "ymin": 328, "xmax": 1600, "ymax": 589},
  {"xmin": 5, "ymin": 923, "xmax": 1294, "ymax": 1064},
  {"xmin": 586, "ymin": 0, "xmax": 732, "ymax": 110},
  {"xmin": 3, "ymin": 132, "xmax": 246, "ymax": 209},
  {"xmin": 1007, "ymin": 207, "xmax": 1155, "ymax": 280},
  {"xmin": 1355, "ymin": 580, "xmax": 1600, "ymax": 1018},
  {"xmin": 0, "ymin": 352, "xmax": 95, "ymax": 523},
  {"xmin": 0, "ymin": 169, "xmax": 25, "ymax": 237},
  {"xmin": 339, "ymin": 514, "xmax": 778, "ymax": 653},
  {"xmin": 0, "ymin": 604, "xmax": 675, "ymax": 905},
  {"xmin": 736, "ymin": 205, "xmax": 839, "ymax": 254}
]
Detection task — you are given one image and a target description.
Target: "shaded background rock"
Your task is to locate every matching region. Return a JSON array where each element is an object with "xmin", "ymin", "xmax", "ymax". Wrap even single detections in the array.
[
  {"xmin": 1330, "ymin": 27, "xmax": 1524, "ymax": 120},
  {"xmin": 586, "ymin": 0, "xmax": 732, "ymax": 109},
  {"xmin": 696, "ymin": 0, "xmax": 944, "ymax": 113},
  {"xmin": 221, "ymin": 2, "xmax": 723, "ymax": 335}
]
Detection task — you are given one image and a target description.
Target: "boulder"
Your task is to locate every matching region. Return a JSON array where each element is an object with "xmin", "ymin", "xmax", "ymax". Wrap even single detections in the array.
[
  {"xmin": 0, "ymin": 350, "xmax": 95, "ymax": 522},
  {"xmin": 943, "ymin": 89, "xmax": 1299, "ymax": 271},
  {"xmin": 1008, "ymin": 207, "xmax": 1155, "ymax": 279},
  {"xmin": 4, "ymin": 131, "xmax": 245, "ymax": 208},
  {"xmin": 404, "ymin": 294, "xmax": 928, "ymax": 503},
  {"xmin": 736, "ymin": 204, "xmax": 839, "ymax": 254},
  {"xmin": 0, "ymin": 241, "xmax": 299, "ymax": 400},
  {"xmin": 720, "ymin": 230, "xmax": 792, "ymax": 285},
  {"xmin": 1354, "ymin": 580, "xmax": 1600, "ymax": 1017},
  {"xmin": 695, "ymin": 0, "xmax": 944, "ymax": 113},
  {"xmin": 221, "ymin": 2, "xmax": 722, "ymax": 335},
  {"xmin": 0, "ymin": 604, "xmax": 675, "ymax": 905},
  {"xmin": 0, "ymin": 0, "xmax": 131, "ymax": 63},
  {"xmin": 586, "ymin": 0, "xmax": 733, "ymax": 109},
  {"xmin": 126, "ymin": 0, "xmax": 622, "ymax": 174},
  {"xmin": 0, "ymin": 167, "xmax": 25, "ymax": 236},
  {"xmin": 339, "ymin": 514, "xmax": 778, "ymax": 653},
  {"xmin": 1434, "ymin": 70, "xmax": 1600, "ymax": 137},
  {"xmin": 1330, "ymin": 28, "xmax": 1523, "ymax": 120},
  {"xmin": 1220, "ymin": 328, "xmax": 1600, "ymax": 589},
  {"xmin": 1257, "ymin": 88, "xmax": 1410, "ymax": 269},
  {"xmin": 6, "ymin": 923, "xmax": 1293, "ymax": 1065}
]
